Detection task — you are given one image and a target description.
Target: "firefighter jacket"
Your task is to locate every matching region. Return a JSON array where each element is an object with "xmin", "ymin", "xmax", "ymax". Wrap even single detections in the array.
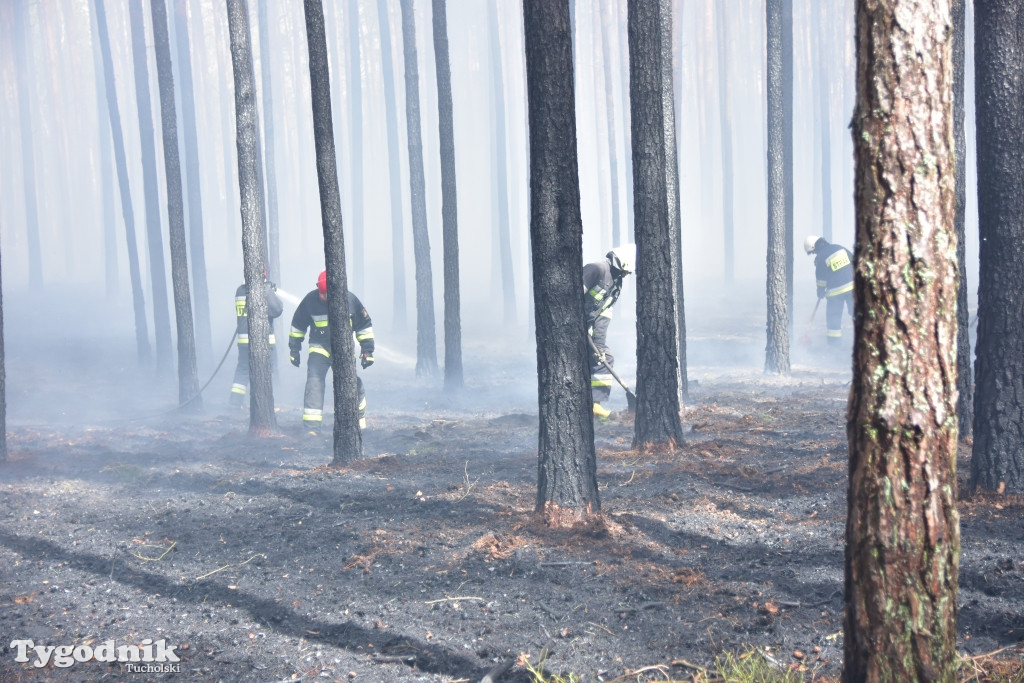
[
  {"xmin": 814, "ymin": 242, "xmax": 854, "ymax": 299},
  {"xmin": 235, "ymin": 282, "xmax": 284, "ymax": 344},
  {"xmin": 583, "ymin": 258, "xmax": 623, "ymax": 329},
  {"xmin": 288, "ymin": 290, "xmax": 374, "ymax": 360}
]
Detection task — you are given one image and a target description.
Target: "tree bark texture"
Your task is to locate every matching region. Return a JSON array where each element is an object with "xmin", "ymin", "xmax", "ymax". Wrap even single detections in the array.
[
  {"xmin": 172, "ymin": 0, "xmax": 212, "ymax": 365},
  {"xmin": 303, "ymin": 0, "xmax": 363, "ymax": 465},
  {"xmin": 628, "ymin": 0, "xmax": 683, "ymax": 449},
  {"xmin": 129, "ymin": 0, "xmax": 173, "ymax": 374},
  {"xmin": 845, "ymin": 1, "xmax": 960, "ymax": 679},
  {"xmin": 11, "ymin": 1, "xmax": 43, "ymax": 290},
  {"xmin": 227, "ymin": 0, "xmax": 276, "ymax": 434},
  {"xmin": 782, "ymin": 0, "xmax": 794, "ymax": 332},
  {"xmin": 378, "ymin": 0, "xmax": 407, "ymax": 331},
  {"xmin": 971, "ymin": 0, "xmax": 1024, "ymax": 493},
  {"xmin": 400, "ymin": 0, "xmax": 439, "ymax": 377},
  {"xmin": 952, "ymin": 1, "xmax": 972, "ymax": 440},
  {"xmin": 347, "ymin": 0, "xmax": 365, "ymax": 293},
  {"xmin": 152, "ymin": 0, "xmax": 202, "ymax": 410},
  {"xmin": 662, "ymin": 0, "xmax": 687, "ymax": 400},
  {"xmin": 94, "ymin": 0, "xmax": 151, "ymax": 363},
  {"xmin": 524, "ymin": 0, "xmax": 600, "ymax": 524},
  {"xmin": 764, "ymin": 0, "xmax": 790, "ymax": 374},
  {"xmin": 433, "ymin": 0, "xmax": 464, "ymax": 391}
]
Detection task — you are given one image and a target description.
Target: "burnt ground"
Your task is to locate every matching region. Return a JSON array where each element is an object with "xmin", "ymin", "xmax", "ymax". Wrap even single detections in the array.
[{"xmin": 0, "ymin": 302, "xmax": 1022, "ymax": 682}]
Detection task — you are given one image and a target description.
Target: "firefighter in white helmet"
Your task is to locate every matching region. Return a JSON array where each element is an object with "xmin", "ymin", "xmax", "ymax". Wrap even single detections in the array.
[
  {"xmin": 804, "ymin": 236, "xmax": 854, "ymax": 344},
  {"xmin": 583, "ymin": 244, "xmax": 635, "ymax": 418}
]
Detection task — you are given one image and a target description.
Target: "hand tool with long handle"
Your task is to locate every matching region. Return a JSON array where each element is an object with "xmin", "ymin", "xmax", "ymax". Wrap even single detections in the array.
[{"xmin": 586, "ymin": 335, "xmax": 637, "ymax": 411}]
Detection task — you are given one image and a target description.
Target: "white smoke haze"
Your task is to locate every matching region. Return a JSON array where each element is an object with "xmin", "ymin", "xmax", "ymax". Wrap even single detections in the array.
[{"xmin": 0, "ymin": 0, "xmax": 979, "ymax": 429}]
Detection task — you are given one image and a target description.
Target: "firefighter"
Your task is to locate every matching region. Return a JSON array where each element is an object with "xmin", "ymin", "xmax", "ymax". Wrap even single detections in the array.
[
  {"xmin": 288, "ymin": 270, "xmax": 375, "ymax": 434},
  {"xmin": 804, "ymin": 235, "xmax": 854, "ymax": 344},
  {"xmin": 583, "ymin": 244, "xmax": 635, "ymax": 418},
  {"xmin": 230, "ymin": 274, "xmax": 284, "ymax": 406}
]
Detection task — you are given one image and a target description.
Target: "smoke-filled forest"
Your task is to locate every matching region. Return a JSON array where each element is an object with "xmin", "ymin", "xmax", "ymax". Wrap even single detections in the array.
[{"xmin": 0, "ymin": 0, "xmax": 1022, "ymax": 681}]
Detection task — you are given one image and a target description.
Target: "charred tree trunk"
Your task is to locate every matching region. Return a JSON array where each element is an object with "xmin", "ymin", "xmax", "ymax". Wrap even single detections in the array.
[
  {"xmin": 378, "ymin": 0, "xmax": 407, "ymax": 331},
  {"xmin": 94, "ymin": 0, "xmax": 151, "ymax": 363},
  {"xmin": 432, "ymin": 0, "xmax": 463, "ymax": 390},
  {"xmin": 524, "ymin": 0, "xmax": 600, "ymax": 525},
  {"xmin": 844, "ymin": 1, "xmax": 960, "ymax": 679},
  {"xmin": 400, "ymin": 0, "xmax": 439, "ymax": 377},
  {"xmin": 716, "ymin": 4, "xmax": 735, "ymax": 286},
  {"xmin": 953, "ymin": 0, "xmax": 972, "ymax": 440},
  {"xmin": 765, "ymin": 0, "xmax": 790, "ymax": 374},
  {"xmin": 347, "ymin": 0, "xmax": 365, "ymax": 293},
  {"xmin": 489, "ymin": 0, "xmax": 516, "ymax": 327},
  {"xmin": 172, "ymin": 0, "xmax": 212, "ymax": 365},
  {"xmin": 151, "ymin": 0, "xmax": 201, "ymax": 410},
  {"xmin": 663, "ymin": 0, "xmax": 686, "ymax": 400},
  {"xmin": 303, "ymin": 0, "xmax": 362, "ymax": 464},
  {"xmin": 972, "ymin": 0, "xmax": 1024, "ymax": 493},
  {"xmin": 226, "ymin": 0, "xmax": 276, "ymax": 435},
  {"xmin": 129, "ymin": 0, "xmax": 173, "ymax": 374},
  {"xmin": 629, "ymin": 0, "xmax": 683, "ymax": 449},
  {"xmin": 11, "ymin": 1, "xmax": 42, "ymax": 290}
]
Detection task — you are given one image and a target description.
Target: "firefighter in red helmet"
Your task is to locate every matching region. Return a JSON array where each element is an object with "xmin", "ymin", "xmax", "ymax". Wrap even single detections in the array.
[{"xmin": 288, "ymin": 271, "xmax": 375, "ymax": 434}]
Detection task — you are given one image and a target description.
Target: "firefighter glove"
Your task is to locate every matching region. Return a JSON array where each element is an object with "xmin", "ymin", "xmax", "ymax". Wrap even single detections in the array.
[
  {"xmin": 360, "ymin": 352, "xmax": 374, "ymax": 369},
  {"xmin": 290, "ymin": 353, "xmax": 301, "ymax": 368}
]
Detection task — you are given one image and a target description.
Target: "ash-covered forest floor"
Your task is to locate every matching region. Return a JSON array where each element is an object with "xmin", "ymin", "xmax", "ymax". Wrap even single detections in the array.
[{"xmin": 0, "ymin": 295, "xmax": 1022, "ymax": 682}]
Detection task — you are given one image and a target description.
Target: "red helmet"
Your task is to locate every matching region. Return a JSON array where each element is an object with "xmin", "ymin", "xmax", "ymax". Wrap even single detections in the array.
[{"xmin": 317, "ymin": 270, "xmax": 327, "ymax": 297}]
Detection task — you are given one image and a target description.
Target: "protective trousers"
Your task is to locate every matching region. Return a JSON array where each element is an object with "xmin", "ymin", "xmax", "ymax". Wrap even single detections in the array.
[
  {"xmin": 589, "ymin": 316, "xmax": 614, "ymax": 404},
  {"xmin": 826, "ymin": 292, "xmax": 854, "ymax": 344},
  {"xmin": 302, "ymin": 352, "xmax": 366, "ymax": 426}
]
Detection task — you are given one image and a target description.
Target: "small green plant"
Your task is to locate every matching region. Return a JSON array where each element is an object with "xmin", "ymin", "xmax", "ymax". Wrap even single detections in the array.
[
  {"xmin": 522, "ymin": 649, "xmax": 581, "ymax": 683},
  {"xmin": 697, "ymin": 648, "xmax": 806, "ymax": 683}
]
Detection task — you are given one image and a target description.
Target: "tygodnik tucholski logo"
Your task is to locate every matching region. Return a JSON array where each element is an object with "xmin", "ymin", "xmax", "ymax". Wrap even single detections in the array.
[{"xmin": 10, "ymin": 638, "xmax": 181, "ymax": 672}]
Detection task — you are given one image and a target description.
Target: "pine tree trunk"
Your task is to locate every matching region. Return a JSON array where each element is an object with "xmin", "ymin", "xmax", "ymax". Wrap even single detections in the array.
[
  {"xmin": 90, "ymin": 7, "xmax": 118, "ymax": 299},
  {"xmin": 94, "ymin": 0, "xmax": 151, "ymax": 364},
  {"xmin": 172, "ymin": 0, "xmax": 212, "ymax": 366},
  {"xmin": 400, "ymin": 0, "xmax": 439, "ymax": 377},
  {"xmin": 663, "ymin": 0, "xmax": 686, "ymax": 400},
  {"xmin": 629, "ymin": 0, "xmax": 683, "ymax": 450},
  {"xmin": 129, "ymin": 0, "xmax": 173, "ymax": 374},
  {"xmin": 303, "ymin": 0, "xmax": 363, "ymax": 465},
  {"xmin": 257, "ymin": 0, "xmax": 281, "ymax": 298},
  {"xmin": 489, "ymin": 0, "xmax": 516, "ymax": 327},
  {"xmin": 524, "ymin": 0, "xmax": 600, "ymax": 526},
  {"xmin": 815, "ymin": 1, "xmax": 834, "ymax": 242},
  {"xmin": 377, "ymin": 0, "xmax": 407, "ymax": 331},
  {"xmin": 971, "ymin": 0, "xmax": 1024, "ymax": 494},
  {"xmin": 151, "ymin": 0, "xmax": 201, "ymax": 410},
  {"xmin": 597, "ymin": 1, "xmax": 623, "ymax": 248},
  {"xmin": 764, "ymin": 0, "xmax": 790, "ymax": 375},
  {"xmin": 844, "ymin": 1, "xmax": 960, "ymax": 678},
  {"xmin": 716, "ymin": 4, "xmax": 735, "ymax": 286},
  {"xmin": 11, "ymin": 2, "xmax": 42, "ymax": 290},
  {"xmin": 433, "ymin": 0, "xmax": 464, "ymax": 391},
  {"xmin": 226, "ymin": 0, "xmax": 277, "ymax": 435},
  {"xmin": 952, "ymin": 0, "xmax": 972, "ymax": 439},
  {"xmin": 782, "ymin": 0, "xmax": 794, "ymax": 333}
]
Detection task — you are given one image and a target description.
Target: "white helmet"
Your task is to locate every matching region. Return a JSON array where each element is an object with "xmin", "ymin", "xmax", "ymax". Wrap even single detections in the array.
[
  {"xmin": 803, "ymin": 235, "xmax": 822, "ymax": 254},
  {"xmin": 606, "ymin": 244, "xmax": 636, "ymax": 275}
]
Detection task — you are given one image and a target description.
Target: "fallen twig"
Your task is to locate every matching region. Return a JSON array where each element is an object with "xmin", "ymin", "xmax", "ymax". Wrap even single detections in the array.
[
  {"xmin": 424, "ymin": 596, "xmax": 484, "ymax": 605},
  {"xmin": 538, "ymin": 561, "xmax": 596, "ymax": 567},
  {"xmin": 194, "ymin": 553, "xmax": 265, "ymax": 581},
  {"xmin": 606, "ymin": 664, "xmax": 670, "ymax": 682},
  {"xmin": 131, "ymin": 541, "xmax": 176, "ymax": 562},
  {"xmin": 372, "ymin": 654, "xmax": 416, "ymax": 664},
  {"xmin": 966, "ymin": 641, "xmax": 1024, "ymax": 661}
]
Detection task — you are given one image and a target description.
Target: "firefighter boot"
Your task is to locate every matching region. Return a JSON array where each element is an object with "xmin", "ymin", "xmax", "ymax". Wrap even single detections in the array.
[{"xmin": 593, "ymin": 402, "xmax": 611, "ymax": 419}]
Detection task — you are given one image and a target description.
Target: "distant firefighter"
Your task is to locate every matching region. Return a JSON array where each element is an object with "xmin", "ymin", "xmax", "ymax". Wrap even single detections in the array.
[
  {"xmin": 230, "ymin": 274, "xmax": 284, "ymax": 406},
  {"xmin": 804, "ymin": 236, "xmax": 854, "ymax": 344},
  {"xmin": 583, "ymin": 244, "xmax": 635, "ymax": 419},
  {"xmin": 288, "ymin": 270, "xmax": 375, "ymax": 434}
]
